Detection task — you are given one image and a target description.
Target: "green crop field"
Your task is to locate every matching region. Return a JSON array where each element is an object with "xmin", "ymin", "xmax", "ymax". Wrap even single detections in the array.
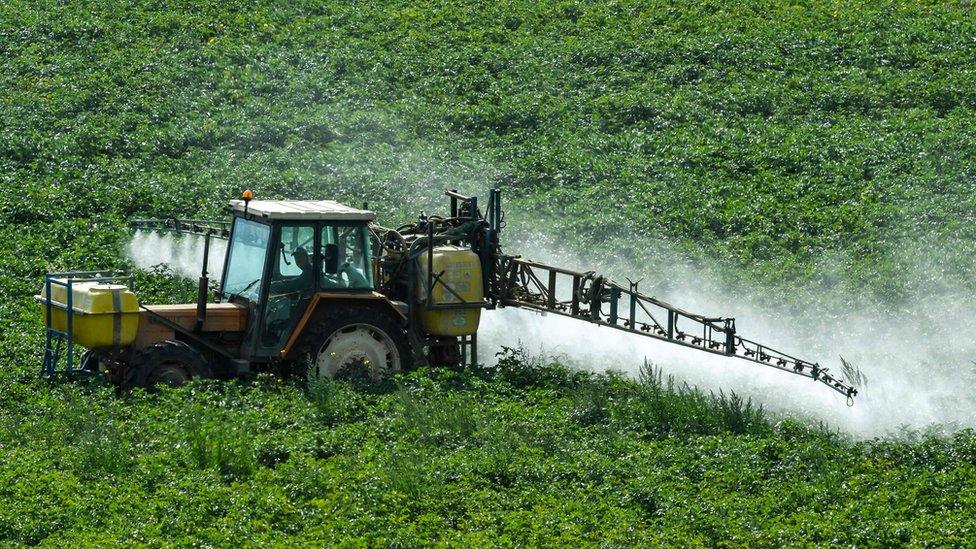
[{"xmin": 3, "ymin": 0, "xmax": 976, "ymax": 545}]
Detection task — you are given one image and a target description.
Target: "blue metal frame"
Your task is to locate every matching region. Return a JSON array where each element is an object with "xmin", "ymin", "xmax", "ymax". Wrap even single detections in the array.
[{"xmin": 40, "ymin": 271, "xmax": 132, "ymax": 378}]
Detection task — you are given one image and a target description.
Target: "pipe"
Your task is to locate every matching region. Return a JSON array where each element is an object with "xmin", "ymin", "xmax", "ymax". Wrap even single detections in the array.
[{"xmin": 195, "ymin": 232, "xmax": 211, "ymax": 332}]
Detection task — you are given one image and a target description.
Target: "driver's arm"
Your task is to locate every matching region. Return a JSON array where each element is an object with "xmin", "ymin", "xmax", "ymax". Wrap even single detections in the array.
[{"xmin": 320, "ymin": 272, "xmax": 348, "ymax": 289}]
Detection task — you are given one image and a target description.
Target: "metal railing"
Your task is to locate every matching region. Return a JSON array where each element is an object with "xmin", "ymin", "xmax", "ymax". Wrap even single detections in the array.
[
  {"xmin": 38, "ymin": 271, "xmax": 132, "ymax": 378},
  {"xmin": 131, "ymin": 218, "xmax": 231, "ymax": 239},
  {"xmin": 495, "ymin": 256, "xmax": 858, "ymax": 401}
]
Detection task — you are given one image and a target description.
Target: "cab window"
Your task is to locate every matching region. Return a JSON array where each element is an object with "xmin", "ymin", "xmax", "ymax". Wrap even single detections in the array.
[
  {"xmin": 269, "ymin": 224, "xmax": 315, "ymax": 296},
  {"xmin": 320, "ymin": 224, "xmax": 373, "ymax": 290}
]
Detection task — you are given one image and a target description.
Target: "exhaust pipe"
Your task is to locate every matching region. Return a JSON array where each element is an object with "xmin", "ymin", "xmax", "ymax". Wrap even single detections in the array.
[{"xmin": 195, "ymin": 232, "xmax": 211, "ymax": 332}]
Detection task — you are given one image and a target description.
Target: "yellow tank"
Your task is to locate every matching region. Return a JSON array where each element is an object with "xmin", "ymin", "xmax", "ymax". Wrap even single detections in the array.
[
  {"xmin": 417, "ymin": 246, "xmax": 483, "ymax": 336},
  {"xmin": 37, "ymin": 279, "xmax": 140, "ymax": 349}
]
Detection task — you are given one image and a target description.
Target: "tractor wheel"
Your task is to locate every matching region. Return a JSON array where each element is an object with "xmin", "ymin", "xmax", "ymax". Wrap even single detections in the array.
[
  {"xmin": 124, "ymin": 340, "xmax": 212, "ymax": 391},
  {"xmin": 79, "ymin": 350, "xmax": 101, "ymax": 374},
  {"xmin": 300, "ymin": 307, "xmax": 410, "ymax": 380},
  {"xmin": 427, "ymin": 336, "xmax": 462, "ymax": 368}
]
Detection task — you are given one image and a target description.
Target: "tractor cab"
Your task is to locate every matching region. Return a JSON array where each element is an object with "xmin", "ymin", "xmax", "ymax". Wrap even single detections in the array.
[{"xmin": 219, "ymin": 199, "xmax": 376, "ymax": 359}]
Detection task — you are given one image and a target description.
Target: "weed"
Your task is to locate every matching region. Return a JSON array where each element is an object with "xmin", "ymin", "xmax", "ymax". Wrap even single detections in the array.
[
  {"xmin": 61, "ymin": 389, "xmax": 133, "ymax": 478},
  {"xmin": 569, "ymin": 380, "xmax": 613, "ymax": 426},
  {"xmin": 840, "ymin": 356, "xmax": 868, "ymax": 392},
  {"xmin": 306, "ymin": 375, "xmax": 364, "ymax": 427},
  {"xmin": 398, "ymin": 388, "xmax": 480, "ymax": 447},
  {"xmin": 616, "ymin": 362, "xmax": 769, "ymax": 437},
  {"xmin": 383, "ymin": 448, "xmax": 436, "ymax": 502},
  {"xmin": 715, "ymin": 390, "xmax": 767, "ymax": 436},
  {"xmin": 474, "ymin": 427, "xmax": 522, "ymax": 488},
  {"xmin": 184, "ymin": 404, "xmax": 256, "ymax": 480}
]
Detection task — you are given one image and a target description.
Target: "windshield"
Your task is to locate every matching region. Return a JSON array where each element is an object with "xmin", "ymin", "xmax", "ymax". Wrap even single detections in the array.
[{"xmin": 222, "ymin": 217, "xmax": 271, "ymax": 301}]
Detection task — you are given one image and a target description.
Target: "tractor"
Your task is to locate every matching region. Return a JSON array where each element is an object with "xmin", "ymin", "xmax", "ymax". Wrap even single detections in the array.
[{"xmin": 37, "ymin": 189, "xmax": 859, "ymax": 402}]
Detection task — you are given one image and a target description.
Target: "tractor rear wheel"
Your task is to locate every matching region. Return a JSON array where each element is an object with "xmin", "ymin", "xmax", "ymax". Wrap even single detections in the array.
[
  {"xmin": 124, "ymin": 340, "xmax": 212, "ymax": 391},
  {"xmin": 300, "ymin": 307, "xmax": 410, "ymax": 380}
]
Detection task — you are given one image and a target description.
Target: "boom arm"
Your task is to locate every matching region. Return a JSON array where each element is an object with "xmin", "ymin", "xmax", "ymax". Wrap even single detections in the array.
[
  {"xmin": 131, "ymin": 218, "xmax": 231, "ymax": 239},
  {"xmin": 494, "ymin": 256, "xmax": 858, "ymax": 401}
]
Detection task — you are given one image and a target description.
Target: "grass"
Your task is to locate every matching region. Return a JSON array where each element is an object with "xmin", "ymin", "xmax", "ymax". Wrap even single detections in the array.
[
  {"xmin": 306, "ymin": 375, "xmax": 366, "ymax": 427},
  {"xmin": 2, "ymin": 0, "xmax": 976, "ymax": 544},
  {"xmin": 184, "ymin": 401, "xmax": 258, "ymax": 479}
]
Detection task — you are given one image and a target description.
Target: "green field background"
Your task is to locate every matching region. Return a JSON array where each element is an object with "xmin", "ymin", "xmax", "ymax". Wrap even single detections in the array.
[{"xmin": 2, "ymin": 0, "xmax": 976, "ymax": 545}]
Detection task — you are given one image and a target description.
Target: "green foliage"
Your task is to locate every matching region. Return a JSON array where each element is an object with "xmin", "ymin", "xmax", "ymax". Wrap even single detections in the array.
[
  {"xmin": 0, "ymin": 347, "xmax": 975, "ymax": 544},
  {"xmin": 1, "ymin": 0, "xmax": 973, "ymax": 302},
  {"xmin": 2, "ymin": 0, "xmax": 976, "ymax": 544}
]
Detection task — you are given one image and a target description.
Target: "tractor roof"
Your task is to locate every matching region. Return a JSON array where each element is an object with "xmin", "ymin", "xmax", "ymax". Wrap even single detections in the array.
[{"xmin": 229, "ymin": 199, "xmax": 375, "ymax": 222}]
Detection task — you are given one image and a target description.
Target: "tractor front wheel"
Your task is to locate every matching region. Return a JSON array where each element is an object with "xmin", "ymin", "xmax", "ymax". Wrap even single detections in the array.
[
  {"xmin": 79, "ymin": 350, "xmax": 101, "ymax": 374},
  {"xmin": 124, "ymin": 340, "xmax": 212, "ymax": 391}
]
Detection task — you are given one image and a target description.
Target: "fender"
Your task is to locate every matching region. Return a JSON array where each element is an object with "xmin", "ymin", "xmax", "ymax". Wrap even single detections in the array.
[{"xmin": 279, "ymin": 292, "xmax": 406, "ymax": 360}]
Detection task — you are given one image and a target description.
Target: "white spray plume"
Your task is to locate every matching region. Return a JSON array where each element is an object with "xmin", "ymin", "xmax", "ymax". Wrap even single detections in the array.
[
  {"xmin": 126, "ymin": 231, "xmax": 227, "ymax": 280},
  {"xmin": 479, "ymin": 212, "xmax": 976, "ymax": 438},
  {"xmin": 122, "ymin": 201, "xmax": 976, "ymax": 437}
]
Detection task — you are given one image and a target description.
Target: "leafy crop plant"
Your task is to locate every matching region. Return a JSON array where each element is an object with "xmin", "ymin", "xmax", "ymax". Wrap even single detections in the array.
[{"xmin": 2, "ymin": 0, "xmax": 976, "ymax": 544}]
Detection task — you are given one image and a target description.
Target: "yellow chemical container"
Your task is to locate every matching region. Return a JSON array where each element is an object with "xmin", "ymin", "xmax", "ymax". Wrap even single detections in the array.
[
  {"xmin": 36, "ymin": 279, "xmax": 140, "ymax": 349},
  {"xmin": 417, "ymin": 246, "xmax": 483, "ymax": 336}
]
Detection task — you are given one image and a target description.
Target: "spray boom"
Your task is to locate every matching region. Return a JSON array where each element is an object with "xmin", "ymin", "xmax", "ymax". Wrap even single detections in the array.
[{"xmin": 495, "ymin": 256, "xmax": 857, "ymax": 402}]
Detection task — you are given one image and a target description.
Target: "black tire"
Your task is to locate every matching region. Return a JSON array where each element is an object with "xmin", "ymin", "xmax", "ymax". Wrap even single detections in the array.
[
  {"xmin": 124, "ymin": 340, "xmax": 212, "ymax": 391},
  {"xmin": 427, "ymin": 336, "xmax": 462, "ymax": 368},
  {"xmin": 297, "ymin": 306, "xmax": 411, "ymax": 380},
  {"xmin": 79, "ymin": 350, "xmax": 101, "ymax": 374}
]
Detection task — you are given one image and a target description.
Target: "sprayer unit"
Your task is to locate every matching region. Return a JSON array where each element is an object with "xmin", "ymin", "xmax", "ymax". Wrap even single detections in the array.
[{"xmin": 36, "ymin": 189, "xmax": 858, "ymax": 403}]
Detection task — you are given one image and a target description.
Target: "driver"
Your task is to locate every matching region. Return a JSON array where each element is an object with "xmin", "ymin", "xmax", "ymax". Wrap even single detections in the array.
[{"xmin": 270, "ymin": 247, "xmax": 313, "ymax": 294}]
